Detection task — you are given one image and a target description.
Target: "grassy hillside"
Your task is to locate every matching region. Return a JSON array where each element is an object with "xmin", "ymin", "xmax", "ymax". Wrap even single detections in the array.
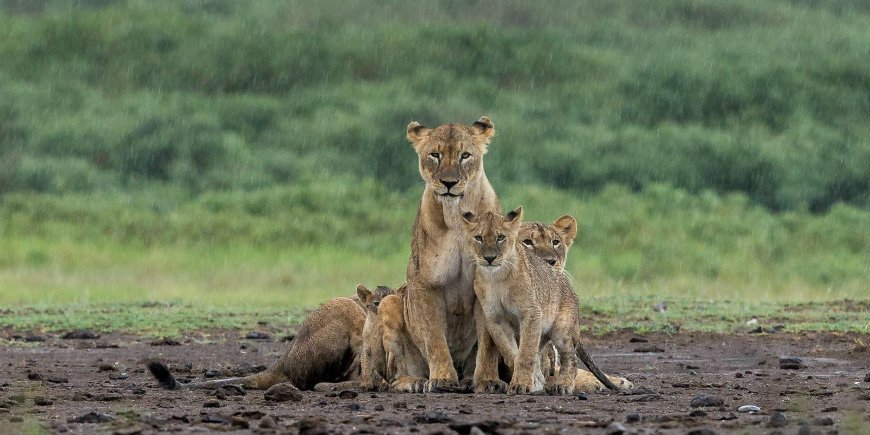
[{"xmin": 1, "ymin": 0, "xmax": 869, "ymax": 312}]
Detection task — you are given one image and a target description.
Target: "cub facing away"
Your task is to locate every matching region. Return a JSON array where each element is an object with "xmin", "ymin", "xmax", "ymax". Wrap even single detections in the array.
[
  {"xmin": 462, "ymin": 207, "xmax": 618, "ymax": 395},
  {"xmin": 356, "ymin": 284, "xmax": 420, "ymax": 391}
]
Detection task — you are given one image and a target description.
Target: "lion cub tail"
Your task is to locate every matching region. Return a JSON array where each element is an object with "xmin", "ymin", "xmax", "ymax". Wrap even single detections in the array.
[
  {"xmin": 145, "ymin": 359, "xmax": 286, "ymax": 391},
  {"xmin": 575, "ymin": 344, "xmax": 620, "ymax": 391}
]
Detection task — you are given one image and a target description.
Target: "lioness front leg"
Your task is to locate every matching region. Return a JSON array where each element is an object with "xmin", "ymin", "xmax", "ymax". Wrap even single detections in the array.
[
  {"xmin": 509, "ymin": 310, "xmax": 542, "ymax": 395},
  {"xmin": 406, "ymin": 286, "xmax": 459, "ymax": 391}
]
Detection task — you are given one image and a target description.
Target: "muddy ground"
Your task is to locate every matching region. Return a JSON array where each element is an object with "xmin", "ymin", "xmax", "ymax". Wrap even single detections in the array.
[{"xmin": 1, "ymin": 328, "xmax": 869, "ymax": 434}]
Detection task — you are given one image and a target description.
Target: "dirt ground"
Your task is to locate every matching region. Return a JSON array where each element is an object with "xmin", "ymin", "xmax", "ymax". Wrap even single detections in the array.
[{"xmin": 1, "ymin": 327, "xmax": 869, "ymax": 434}]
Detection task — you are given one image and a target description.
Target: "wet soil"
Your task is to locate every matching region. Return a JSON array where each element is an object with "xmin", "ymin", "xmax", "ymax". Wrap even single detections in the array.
[{"xmin": 1, "ymin": 328, "xmax": 869, "ymax": 434}]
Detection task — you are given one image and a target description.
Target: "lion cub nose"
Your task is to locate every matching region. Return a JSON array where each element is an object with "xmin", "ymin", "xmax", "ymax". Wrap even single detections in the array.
[
  {"xmin": 484, "ymin": 255, "xmax": 497, "ymax": 264},
  {"xmin": 545, "ymin": 259, "xmax": 557, "ymax": 266},
  {"xmin": 441, "ymin": 180, "xmax": 458, "ymax": 190}
]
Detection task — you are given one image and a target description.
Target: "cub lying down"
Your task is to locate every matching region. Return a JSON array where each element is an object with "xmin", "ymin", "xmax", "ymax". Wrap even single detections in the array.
[{"xmin": 463, "ymin": 207, "xmax": 619, "ymax": 395}]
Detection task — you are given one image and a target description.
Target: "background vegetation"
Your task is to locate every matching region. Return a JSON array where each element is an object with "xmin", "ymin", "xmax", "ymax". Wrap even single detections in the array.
[{"xmin": 0, "ymin": 0, "xmax": 868, "ymax": 329}]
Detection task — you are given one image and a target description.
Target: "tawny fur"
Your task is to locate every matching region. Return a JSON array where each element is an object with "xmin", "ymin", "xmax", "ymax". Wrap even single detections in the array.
[
  {"xmin": 399, "ymin": 116, "xmax": 501, "ymax": 393},
  {"xmin": 463, "ymin": 208, "xmax": 620, "ymax": 395}
]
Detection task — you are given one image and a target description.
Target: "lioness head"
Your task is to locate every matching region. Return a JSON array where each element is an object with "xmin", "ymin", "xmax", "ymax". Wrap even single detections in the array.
[
  {"xmin": 356, "ymin": 284, "xmax": 394, "ymax": 313},
  {"xmin": 519, "ymin": 215, "xmax": 578, "ymax": 271},
  {"xmin": 460, "ymin": 206, "xmax": 523, "ymax": 269},
  {"xmin": 406, "ymin": 116, "xmax": 495, "ymax": 201}
]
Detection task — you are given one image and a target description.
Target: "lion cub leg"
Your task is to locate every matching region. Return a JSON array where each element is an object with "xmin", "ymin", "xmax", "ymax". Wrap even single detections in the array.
[
  {"xmin": 508, "ymin": 310, "xmax": 543, "ymax": 395},
  {"xmin": 472, "ymin": 302, "xmax": 507, "ymax": 393}
]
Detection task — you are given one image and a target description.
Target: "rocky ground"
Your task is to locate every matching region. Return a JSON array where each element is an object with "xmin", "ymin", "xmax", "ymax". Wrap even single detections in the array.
[{"xmin": 1, "ymin": 328, "xmax": 869, "ymax": 434}]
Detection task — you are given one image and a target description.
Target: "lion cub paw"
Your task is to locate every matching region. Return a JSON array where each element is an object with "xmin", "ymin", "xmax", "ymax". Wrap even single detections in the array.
[
  {"xmin": 391, "ymin": 376, "xmax": 427, "ymax": 393},
  {"xmin": 474, "ymin": 379, "xmax": 507, "ymax": 394}
]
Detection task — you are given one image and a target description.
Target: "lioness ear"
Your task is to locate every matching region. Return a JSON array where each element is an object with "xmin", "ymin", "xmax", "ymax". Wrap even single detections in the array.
[
  {"xmin": 356, "ymin": 284, "xmax": 372, "ymax": 302},
  {"xmin": 461, "ymin": 211, "xmax": 476, "ymax": 224},
  {"xmin": 553, "ymin": 215, "xmax": 578, "ymax": 247},
  {"xmin": 470, "ymin": 116, "xmax": 495, "ymax": 146},
  {"xmin": 505, "ymin": 206, "xmax": 523, "ymax": 223},
  {"xmin": 406, "ymin": 121, "xmax": 430, "ymax": 147}
]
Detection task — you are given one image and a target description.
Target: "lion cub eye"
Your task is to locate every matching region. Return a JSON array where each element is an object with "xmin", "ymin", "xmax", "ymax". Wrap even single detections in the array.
[
  {"xmin": 429, "ymin": 152, "xmax": 441, "ymax": 160},
  {"xmin": 522, "ymin": 239, "xmax": 533, "ymax": 247},
  {"xmin": 460, "ymin": 152, "xmax": 471, "ymax": 160},
  {"xmin": 496, "ymin": 235, "xmax": 506, "ymax": 242},
  {"xmin": 474, "ymin": 235, "xmax": 483, "ymax": 243},
  {"xmin": 552, "ymin": 239, "xmax": 561, "ymax": 247}
]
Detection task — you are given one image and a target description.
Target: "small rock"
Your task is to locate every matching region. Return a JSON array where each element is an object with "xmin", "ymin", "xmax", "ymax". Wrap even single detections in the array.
[
  {"xmin": 68, "ymin": 412, "xmax": 115, "ymax": 423},
  {"xmin": 264, "ymin": 383, "xmax": 302, "ymax": 402},
  {"xmin": 62, "ymin": 330, "xmax": 100, "ymax": 340},
  {"xmin": 737, "ymin": 405, "xmax": 761, "ymax": 413},
  {"xmin": 735, "ymin": 372, "xmax": 744, "ymax": 378},
  {"xmin": 109, "ymin": 373, "xmax": 128, "ymax": 380},
  {"xmin": 34, "ymin": 397, "xmax": 53, "ymax": 406},
  {"xmin": 821, "ymin": 406, "xmax": 838, "ymax": 412},
  {"xmin": 27, "ymin": 373, "xmax": 42, "ymax": 381},
  {"xmin": 633, "ymin": 346, "xmax": 665, "ymax": 353},
  {"xmin": 606, "ymin": 421, "xmax": 626, "ymax": 434},
  {"xmin": 779, "ymin": 356, "xmax": 806, "ymax": 370},
  {"xmin": 46, "ymin": 376, "xmax": 69, "ymax": 384},
  {"xmin": 149, "ymin": 338, "xmax": 180, "ymax": 346},
  {"xmin": 230, "ymin": 417, "xmax": 249, "ymax": 429},
  {"xmin": 629, "ymin": 337, "xmax": 648, "ymax": 343},
  {"xmin": 575, "ymin": 392, "xmax": 588, "ymax": 400},
  {"xmin": 373, "ymin": 404, "xmax": 384, "ymax": 411},
  {"xmin": 24, "ymin": 335, "xmax": 46, "ymax": 342},
  {"xmin": 258, "ymin": 416, "xmax": 276, "ymax": 429},
  {"xmin": 812, "ymin": 417, "xmax": 834, "ymax": 426},
  {"xmin": 204, "ymin": 370, "xmax": 222, "ymax": 378},
  {"xmin": 393, "ymin": 402, "xmax": 407, "ymax": 409},
  {"xmin": 338, "ymin": 390, "xmax": 358, "ymax": 399},
  {"xmin": 653, "ymin": 301, "xmax": 668, "ymax": 312},
  {"xmin": 798, "ymin": 423, "xmax": 812, "ymax": 435},
  {"xmin": 414, "ymin": 411, "xmax": 451, "ymax": 424},
  {"xmin": 200, "ymin": 414, "xmax": 227, "ymax": 424},
  {"xmin": 625, "ymin": 413, "xmax": 640, "ymax": 423},
  {"xmin": 202, "ymin": 400, "xmax": 220, "ymax": 408},
  {"xmin": 717, "ymin": 412, "xmax": 738, "ymax": 421},
  {"xmin": 687, "ymin": 430, "xmax": 716, "ymax": 435},
  {"xmin": 245, "ymin": 332, "xmax": 271, "ymax": 340},
  {"xmin": 690, "ymin": 394, "xmax": 724, "ymax": 407},
  {"xmin": 296, "ymin": 416, "xmax": 328, "ymax": 435},
  {"xmin": 769, "ymin": 411, "xmax": 787, "ymax": 428},
  {"xmin": 864, "ymin": 373, "xmax": 870, "ymax": 383},
  {"xmin": 346, "ymin": 403, "xmax": 362, "ymax": 411},
  {"xmin": 689, "ymin": 410, "xmax": 707, "ymax": 417},
  {"xmin": 469, "ymin": 427, "xmax": 486, "ymax": 435},
  {"xmin": 97, "ymin": 364, "xmax": 116, "ymax": 372}
]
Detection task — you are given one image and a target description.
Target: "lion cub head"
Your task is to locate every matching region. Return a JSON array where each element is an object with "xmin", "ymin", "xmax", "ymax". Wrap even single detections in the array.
[
  {"xmin": 356, "ymin": 285, "xmax": 394, "ymax": 313},
  {"xmin": 519, "ymin": 216, "xmax": 577, "ymax": 271},
  {"xmin": 460, "ymin": 206, "xmax": 523, "ymax": 269},
  {"xmin": 406, "ymin": 116, "xmax": 495, "ymax": 201}
]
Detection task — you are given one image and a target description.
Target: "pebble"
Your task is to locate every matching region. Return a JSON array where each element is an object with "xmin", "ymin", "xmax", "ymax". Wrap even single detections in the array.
[
  {"xmin": 373, "ymin": 404, "xmax": 384, "ymax": 411},
  {"xmin": 68, "ymin": 412, "xmax": 115, "ymax": 424},
  {"xmin": 258, "ymin": 416, "xmax": 276, "ymax": 429},
  {"xmin": 625, "ymin": 413, "xmax": 640, "ymax": 423},
  {"xmin": 690, "ymin": 394, "xmax": 724, "ymax": 407},
  {"xmin": 864, "ymin": 373, "xmax": 870, "ymax": 383},
  {"xmin": 606, "ymin": 421, "xmax": 627, "ymax": 434},
  {"xmin": 469, "ymin": 427, "xmax": 486, "ymax": 435},
  {"xmin": 245, "ymin": 332, "xmax": 271, "ymax": 340},
  {"xmin": 812, "ymin": 417, "xmax": 834, "ymax": 426},
  {"xmin": 769, "ymin": 411, "xmax": 787, "ymax": 428},
  {"xmin": 202, "ymin": 400, "xmax": 220, "ymax": 408},
  {"xmin": 338, "ymin": 390, "xmax": 358, "ymax": 399},
  {"xmin": 687, "ymin": 430, "xmax": 715, "ymax": 435},
  {"xmin": 689, "ymin": 410, "xmax": 707, "ymax": 417},
  {"xmin": 34, "ymin": 397, "xmax": 53, "ymax": 406},
  {"xmin": 737, "ymin": 405, "xmax": 761, "ymax": 413},
  {"xmin": 264, "ymin": 383, "xmax": 303, "ymax": 402},
  {"xmin": 779, "ymin": 356, "xmax": 806, "ymax": 370},
  {"xmin": 97, "ymin": 364, "xmax": 116, "ymax": 372},
  {"xmin": 62, "ymin": 330, "xmax": 100, "ymax": 339}
]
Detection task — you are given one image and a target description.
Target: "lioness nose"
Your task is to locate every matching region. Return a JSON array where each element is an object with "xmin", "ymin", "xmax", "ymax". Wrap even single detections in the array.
[
  {"xmin": 484, "ymin": 255, "xmax": 496, "ymax": 264},
  {"xmin": 441, "ymin": 180, "xmax": 458, "ymax": 190},
  {"xmin": 545, "ymin": 259, "xmax": 557, "ymax": 266}
]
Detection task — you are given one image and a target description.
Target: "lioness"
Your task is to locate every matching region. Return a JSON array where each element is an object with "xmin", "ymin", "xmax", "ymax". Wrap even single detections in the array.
[
  {"xmin": 399, "ymin": 116, "xmax": 500, "ymax": 392},
  {"xmin": 462, "ymin": 207, "xmax": 619, "ymax": 394},
  {"xmin": 147, "ymin": 296, "xmax": 367, "ymax": 391}
]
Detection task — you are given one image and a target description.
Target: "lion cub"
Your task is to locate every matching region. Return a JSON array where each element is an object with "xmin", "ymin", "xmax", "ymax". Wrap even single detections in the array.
[
  {"xmin": 462, "ymin": 207, "xmax": 618, "ymax": 395},
  {"xmin": 518, "ymin": 216, "xmax": 577, "ymax": 272},
  {"xmin": 357, "ymin": 284, "xmax": 396, "ymax": 391}
]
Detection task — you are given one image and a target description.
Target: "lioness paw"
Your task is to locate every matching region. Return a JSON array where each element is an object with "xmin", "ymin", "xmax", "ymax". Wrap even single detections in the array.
[
  {"xmin": 474, "ymin": 379, "xmax": 507, "ymax": 394},
  {"xmin": 391, "ymin": 376, "xmax": 427, "ymax": 393},
  {"xmin": 425, "ymin": 378, "xmax": 459, "ymax": 393},
  {"xmin": 545, "ymin": 382, "xmax": 575, "ymax": 396},
  {"xmin": 507, "ymin": 382, "xmax": 533, "ymax": 395}
]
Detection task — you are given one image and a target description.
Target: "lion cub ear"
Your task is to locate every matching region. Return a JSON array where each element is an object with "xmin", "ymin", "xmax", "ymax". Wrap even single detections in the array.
[
  {"xmin": 395, "ymin": 282, "xmax": 408, "ymax": 297},
  {"xmin": 470, "ymin": 116, "xmax": 495, "ymax": 147},
  {"xmin": 553, "ymin": 215, "xmax": 578, "ymax": 247},
  {"xmin": 406, "ymin": 121, "xmax": 430, "ymax": 148},
  {"xmin": 356, "ymin": 284, "xmax": 372, "ymax": 303},
  {"xmin": 505, "ymin": 206, "xmax": 523, "ymax": 224}
]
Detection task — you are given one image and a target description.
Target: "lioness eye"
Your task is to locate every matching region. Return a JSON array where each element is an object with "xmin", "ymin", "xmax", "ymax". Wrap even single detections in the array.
[
  {"xmin": 522, "ymin": 239, "xmax": 533, "ymax": 247},
  {"xmin": 496, "ymin": 235, "xmax": 506, "ymax": 242},
  {"xmin": 552, "ymin": 240, "xmax": 560, "ymax": 246},
  {"xmin": 461, "ymin": 152, "xmax": 471, "ymax": 160},
  {"xmin": 429, "ymin": 152, "xmax": 440, "ymax": 160},
  {"xmin": 474, "ymin": 235, "xmax": 483, "ymax": 242}
]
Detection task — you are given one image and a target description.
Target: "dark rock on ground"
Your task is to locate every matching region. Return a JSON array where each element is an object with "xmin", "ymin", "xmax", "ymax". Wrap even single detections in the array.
[
  {"xmin": 297, "ymin": 416, "xmax": 330, "ymax": 435},
  {"xmin": 34, "ymin": 397, "xmax": 52, "ymax": 406},
  {"xmin": 687, "ymin": 429, "xmax": 716, "ymax": 435},
  {"xmin": 779, "ymin": 356, "xmax": 807, "ymax": 370},
  {"xmin": 149, "ymin": 338, "xmax": 180, "ymax": 346},
  {"xmin": 338, "ymin": 390, "xmax": 358, "ymax": 399},
  {"xmin": 690, "ymin": 394, "xmax": 724, "ymax": 407},
  {"xmin": 689, "ymin": 410, "xmax": 708, "ymax": 417},
  {"xmin": 62, "ymin": 330, "xmax": 100, "ymax": 340},
  {"xmin": 414, "ymin": 411, "xmax": 451, "ymax": 424},
  {"xmin": 769, "ymin": 411, "xmax": 787, "ymax": 428},
  {"xmin": 202, "ymin": 400, "xmax": 221, "ymax": 408},
  {"xmin": 245, "ymin": 332, "xmax": 271, "ymax": 340},
  {"xmin": 68, "ymin": 412, "xmax": 115, "ymax": 423},
  {"xmin": 97, "ymin": 364, "xmax": 116, "ymax": 372},
  {"xmin": 264, "ymin": 383, "xmax": 302, "ymax": 402},
  {"xmin": 633, "ymin": 346, "xmax": 665, "ymax": 353}
]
